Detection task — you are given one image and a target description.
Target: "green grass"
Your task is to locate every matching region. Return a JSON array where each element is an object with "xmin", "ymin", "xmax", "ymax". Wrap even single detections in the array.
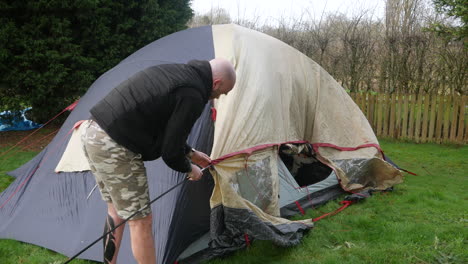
[
  {"xmin": 206, "ymin": 140, "xmax": 468, "ymax": 264},
  {"xmin": 1, "ymin": 140, "xmax": 467, "ymax": 264},
  {"xmin": 0, "ymin": 150, "xmax": 37, "ymax": 191}
]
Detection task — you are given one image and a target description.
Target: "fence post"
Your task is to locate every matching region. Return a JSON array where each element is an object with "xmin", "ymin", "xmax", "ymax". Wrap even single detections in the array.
[
  {"xmin": 428, "ymin": 95, "xmax": 437, "ymax": 142},
  {"xmin": 421, "ymin": 94, "xmax": 430, "ymax": 143},
  {"xmin": 415, "ymin": 94, "xmax": 423, "ymax": 143},
  {"xmin": 369, "ymin": 94, "xmax": 375, "ymax": 131},
  {"xmin": 402, "ymin": 94, "xmax": 409, "ymax": 140},
  {"xmin": 382, "ymin": 94, "xmax": 389, "ymax": 137},
  {"xmin": 443, "ymin": 95, "xmax": 451, "ymax": 143},
  {"xmin": 395, "ymin": 93, "xmax": 402, "ymax": 138},
  {"xmin": 388, "ymin": 93, "xmax": 395, "ymax": 138},
  {"xmin": 450, "ymin": 95, "xmax": 460, "ymax": 142},
  {"xmin": 436, "ymin": 95, "xmax": 445, "ymax": 143},
  {"xmin": 377, "ymin": 94, "xmax": 383, "ymax": 137},
  {"xmin": 359, "ymin": 93, "xmax": 364, "ymax": 111},
  {"xmin": 408, "ymin": 94, "xmax": 415, "ymax": 140},
  {"xmin": 364, "ymin": 93, "xmax": 374, "ymax": 127},
  {"xmin": 458, "ymin": 96, "xmax": 467, "ymax": 144}
]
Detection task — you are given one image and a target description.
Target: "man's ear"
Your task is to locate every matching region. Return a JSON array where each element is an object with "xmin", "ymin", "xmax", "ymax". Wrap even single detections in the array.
[{"xmin": 213, "ymin": 78, "xmax": 222, "ymax": 89}]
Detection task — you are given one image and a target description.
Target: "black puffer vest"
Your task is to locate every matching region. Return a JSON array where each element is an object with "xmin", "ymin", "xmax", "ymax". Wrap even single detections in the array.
[{"xmin": 90, "ymin": 60, "xmax": 212, "ymax": 172}]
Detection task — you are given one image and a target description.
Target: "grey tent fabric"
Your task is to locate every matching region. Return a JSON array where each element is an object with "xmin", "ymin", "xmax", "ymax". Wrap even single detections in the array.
[{"xmin": 0, "ymin": 26, "xmax": 216, "ymax": 264}]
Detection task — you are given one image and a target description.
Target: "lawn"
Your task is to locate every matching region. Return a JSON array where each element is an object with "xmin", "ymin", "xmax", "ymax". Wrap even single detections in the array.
[{"xmin": 0, "ymin": 139, "xmax": 466, "ymax": 264}]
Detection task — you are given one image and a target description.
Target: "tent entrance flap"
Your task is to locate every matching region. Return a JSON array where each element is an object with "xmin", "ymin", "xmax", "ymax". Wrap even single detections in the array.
[
  {"xmin": 178, "ymin": 147, "xmax": 314, "ymax": 263},
  {"xmin": 178, "ymin": 145, "xmax": 343, "ymax": 263},
  {"xmin": 278, "ymin": 143, "xmax": 332, "ymax": 187}
]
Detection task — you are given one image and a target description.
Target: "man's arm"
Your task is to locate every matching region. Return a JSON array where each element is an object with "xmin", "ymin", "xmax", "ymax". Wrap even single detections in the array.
[
  {"xmin": 160, "ymin": 89, "xmax": 205, "ymax": 173},
  {"xmin": 189, "ymin": 150, "xmax": 211, "ymax": 168},
  {"xmin": 184, "ymin": 144, "xmax": 193, "ymax": 156}
]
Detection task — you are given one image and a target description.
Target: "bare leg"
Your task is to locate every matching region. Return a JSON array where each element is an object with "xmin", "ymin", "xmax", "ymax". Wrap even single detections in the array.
[
  {"xmin": 128, "ymin": 214, "xmax": 156, "ymax": 264},
  {"xmin": 104, "ymin": 203, "xmax": 125, "ymax": 264}
]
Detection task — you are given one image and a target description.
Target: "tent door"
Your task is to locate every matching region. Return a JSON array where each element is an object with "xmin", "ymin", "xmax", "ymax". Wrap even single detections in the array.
[{"xmin": 278, "ymin": 143, "xmax": 332, "ymax": 187}]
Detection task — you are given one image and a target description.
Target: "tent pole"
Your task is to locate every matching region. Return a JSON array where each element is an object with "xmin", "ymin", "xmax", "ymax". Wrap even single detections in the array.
[
  {"xmin": 86, "ymin": 184, "xmax": 98, "ymax": 200},
  {"xmin": 63, "ymin": 165, "xmax": 212, "ymax": 264}
]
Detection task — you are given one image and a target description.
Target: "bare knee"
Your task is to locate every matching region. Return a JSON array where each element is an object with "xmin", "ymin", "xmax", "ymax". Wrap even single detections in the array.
[
  {"xmin": 128, "ymin": 214, "xmax": 154, "ymax": 239},
  {"xmin": 128, "ymin": 214, "xmax": 153, "ymax": 228},
  {"xmin": 107, "ymin": 203, "xmax": 125, "ymax": 224}
]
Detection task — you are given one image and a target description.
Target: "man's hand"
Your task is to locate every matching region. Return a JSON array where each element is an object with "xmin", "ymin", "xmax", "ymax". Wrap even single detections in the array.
[
  {"xmin": 190, "ymin": 150, "xmax": 211, "ymax": 168},
  {"xmin": 187, "ymin": 164, "xmax": 203, "ymax": 181}
]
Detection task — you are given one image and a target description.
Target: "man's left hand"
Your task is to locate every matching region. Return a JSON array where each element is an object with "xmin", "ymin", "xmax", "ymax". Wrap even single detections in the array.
[{"xmin": 191, "ymin": 150, "xmax": 211, "ymax": 168}]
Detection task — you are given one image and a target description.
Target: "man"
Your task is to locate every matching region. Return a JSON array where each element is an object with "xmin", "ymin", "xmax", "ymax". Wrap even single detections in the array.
[{"xmin": 81, "ymin": 58, "xmax": 236, "ymax": 264}]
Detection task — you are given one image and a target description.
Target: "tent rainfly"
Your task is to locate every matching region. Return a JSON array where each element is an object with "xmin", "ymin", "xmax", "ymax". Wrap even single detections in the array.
[{"xmin": 0, "ymin": 24, "xmax": 403, "ymax": 264}]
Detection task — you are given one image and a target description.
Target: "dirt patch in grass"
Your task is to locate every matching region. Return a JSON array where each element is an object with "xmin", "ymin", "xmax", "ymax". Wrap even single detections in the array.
[{"xmin": 0, "ymin": 124, "xmax": 62, "ymax": 152}]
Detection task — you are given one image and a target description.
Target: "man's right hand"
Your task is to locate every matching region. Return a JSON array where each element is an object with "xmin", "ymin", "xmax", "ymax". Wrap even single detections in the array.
[{"xmin": 187, "ymin": 164, "xmax": 203, "ymax": 181}]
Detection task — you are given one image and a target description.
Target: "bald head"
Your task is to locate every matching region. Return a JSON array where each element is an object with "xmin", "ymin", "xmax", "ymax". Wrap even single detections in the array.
[{"xmin": 209, "ymin": 58, "xmax": 236, "ymax": 99}]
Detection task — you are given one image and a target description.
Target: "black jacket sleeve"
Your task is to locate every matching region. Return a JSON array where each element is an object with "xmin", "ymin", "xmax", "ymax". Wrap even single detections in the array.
[
  {"xmin": 161, "ymin": 88, "xmax": 205, "ymax": 173},
  {"xmin": 184, "ymin": 143, "xmax": 193, "ymax": 155}
]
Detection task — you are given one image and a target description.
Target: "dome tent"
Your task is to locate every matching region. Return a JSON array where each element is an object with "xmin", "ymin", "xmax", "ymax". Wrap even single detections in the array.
[{"xmin": 0, "ymin": 24, "xmax": 403, "ymax": 263}]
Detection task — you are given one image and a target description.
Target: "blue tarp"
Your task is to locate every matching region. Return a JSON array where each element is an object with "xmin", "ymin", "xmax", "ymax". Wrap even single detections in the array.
[{"xmin": 0, "ymin": 107, "xmax": 42, "ymax": 132}]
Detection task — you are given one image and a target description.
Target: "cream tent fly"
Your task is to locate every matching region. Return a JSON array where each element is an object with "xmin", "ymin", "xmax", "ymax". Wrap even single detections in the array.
[{"xmin": 0, "ymin": 24, "xmax": 403, "ymax": 264}]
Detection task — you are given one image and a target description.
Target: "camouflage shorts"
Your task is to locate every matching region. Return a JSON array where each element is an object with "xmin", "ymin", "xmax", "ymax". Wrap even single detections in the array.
[{"xmin": 81, "ymin": 120, "xmax": 151, "ymax": 220}]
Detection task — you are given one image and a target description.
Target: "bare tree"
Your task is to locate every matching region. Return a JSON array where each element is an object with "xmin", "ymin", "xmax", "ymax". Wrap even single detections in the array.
[
  {"xmin": 188, "ymin": 1, "xmax": 466, "ymax": 95},
  {"xmin": 188, "ymin": 7, "xmax": 232, "ymax": 27},
  {"xmin": 336, "ymin": 12, "xmax": 380, "ymax": 92},
  {"xmin": 381, "ymin": 0, "xmax": 432, "ymax": 93}
]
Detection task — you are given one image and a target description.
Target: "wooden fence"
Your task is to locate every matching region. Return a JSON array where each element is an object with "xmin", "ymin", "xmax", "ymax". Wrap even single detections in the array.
[{"xmin": 349, "ymin": 93, "xmax": 467, "ymax": 144}]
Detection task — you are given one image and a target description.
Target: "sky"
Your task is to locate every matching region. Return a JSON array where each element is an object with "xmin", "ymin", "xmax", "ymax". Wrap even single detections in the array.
[{"xmin": 190, "ymin": 0, "xmax": 386, "ymax": 25}]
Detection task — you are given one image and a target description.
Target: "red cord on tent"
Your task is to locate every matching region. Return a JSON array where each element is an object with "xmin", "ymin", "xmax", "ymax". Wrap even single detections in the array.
[
  {"xmin": 312, "ymin": 200, "xmax": 353, "ymax": 222},
  {"xmin": 312, "ymin": 143, "xmax": 383, "ymax": 156},
  {"xmin": 0, "ymin": 125, "xmax": 76, "ymax": 210},
  {"xmin": 210, "ymin": 140, "xmax": 307, "ymax": 165},
  {"xmin": 210, "ymin": 107, "xmax": 217, "ymax": 121},
  {"xmin": 244, "ymin": 233, "xmax": 251, "ymax": 247},
  {"xmin": 399, "ymin": 168, "xmax": 417, "ymax": 175},
  {"xmin": 0, "ymin": 100, "xmax": 79, "ymax": 159},
  {"xmin": 64, "ymin": 100, "xmax": 79, "ymax": 111},
  {"xmin": 0, "ymin": 128, "xmax": 60, "ymax": 167},
  {"xmin": 295, "ymin": 201, "xmax": 306, "ymax": 215},
  {"xmin": 19, "ymin": 128, "xmax": 60, "ymax": 151}
]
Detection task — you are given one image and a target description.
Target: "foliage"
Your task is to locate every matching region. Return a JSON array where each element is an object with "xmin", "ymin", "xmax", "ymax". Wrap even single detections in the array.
[
  {"xmin": 0, "ymin": 0, "xmax": 193, "ymax": 122},
  {"xmin": 189, "ymin": 7, "xmax": 232, "ymax": 27},
  {"xmin": 190, "ymin": 1, "xmax": 467, "ymax": 95},
  {"xmin": 431, "ymin": 0, "xmax": 468, "ymax": 42}
]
